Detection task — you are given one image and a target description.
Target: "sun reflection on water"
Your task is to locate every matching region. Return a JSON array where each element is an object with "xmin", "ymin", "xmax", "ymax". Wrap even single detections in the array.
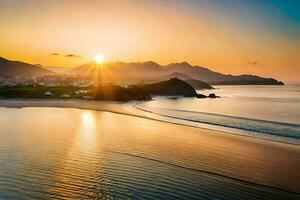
[
  {"xmin": 76, "ymin": 111, "xmax": 100, "ymax": 152},
  {"xmin": 80, "ymin": 111, "xmax": 96, "ymax": 134},
  {"xmin": 48, "ymin": 110, "xmax": 104, "ymax": 197}
]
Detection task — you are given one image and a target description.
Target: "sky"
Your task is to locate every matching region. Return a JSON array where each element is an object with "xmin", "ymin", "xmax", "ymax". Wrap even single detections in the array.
[{"xmin": 0, "ymin": 0, "xmax": 299, "ymax": 81}]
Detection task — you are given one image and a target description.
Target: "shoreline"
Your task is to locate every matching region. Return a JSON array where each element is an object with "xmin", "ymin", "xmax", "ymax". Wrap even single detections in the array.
[
  {"xmin": 133, "ymin": 102, "xmax": 300, "ymax": 146},
  {"xmin": 1, "ymin": 98, "xmax": 298, "ymax": 146},
  {"xmin": 0, "ymin": 99, "xmax": 300, "ymax": 193}
]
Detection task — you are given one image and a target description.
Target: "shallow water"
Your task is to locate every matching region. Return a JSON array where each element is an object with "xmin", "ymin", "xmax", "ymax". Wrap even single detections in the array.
[
  {"xmin": 134, "ymin": 84, "xmax": 300, "ymax": 144},
  {"xmin": 0, "ymin": 107, "xmax": 299, "ymax": 199}
]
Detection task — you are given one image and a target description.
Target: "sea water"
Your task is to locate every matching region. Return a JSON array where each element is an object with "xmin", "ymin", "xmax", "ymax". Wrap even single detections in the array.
[
  {"xmin": 134, "ymin": 84, "xmax": 300, "ymax": 144},
  {"xmin": 0, "ymin": 107, "xmax": 298, "ymax": 199}
]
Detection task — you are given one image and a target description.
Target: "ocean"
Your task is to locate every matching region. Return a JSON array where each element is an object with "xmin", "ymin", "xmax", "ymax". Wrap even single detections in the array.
[
  {"xmin": 0, "ymin": 84, "xmax": 299, "ymax": 199},
  {"xmin": 133, "ymin": 84, "xmax": 300, "ymax": 144}
]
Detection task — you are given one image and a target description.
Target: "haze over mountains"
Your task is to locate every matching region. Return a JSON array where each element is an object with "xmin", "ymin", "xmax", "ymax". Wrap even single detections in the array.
[
  {"xmin": 0, "ymin": 57, "xmax": 55, "ymax": 77},
  {"xmin": 0, "ymin": 56, "xmax": 284, "ymax": 85},
  {"xmin": 70, "ymin": 61, "xmax": 284, "ymax": 85}
]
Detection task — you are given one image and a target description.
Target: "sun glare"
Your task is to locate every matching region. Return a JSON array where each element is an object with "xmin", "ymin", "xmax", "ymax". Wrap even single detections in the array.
[{"xmin": 94, "ymin": 54, "xmax": 105, "ymax": 64}]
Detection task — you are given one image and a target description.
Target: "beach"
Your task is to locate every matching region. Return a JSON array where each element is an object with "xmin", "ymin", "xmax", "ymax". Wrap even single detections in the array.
[
  {"xmin": 1, "ymin": 1, "xmax": 299, "ymax": 198},
  {"xmin": 0, "ymin": 99, "xmax": 299, "ymax": 199}
]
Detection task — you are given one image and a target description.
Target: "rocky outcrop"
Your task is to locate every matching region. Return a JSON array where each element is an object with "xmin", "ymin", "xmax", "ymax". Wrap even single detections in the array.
[
  {"xmin": 196, "ymin": 93, "xmax": 220, "ymax": 98},
  {"xmin": 196, "ymin": 94, "xmax": 207, "ymax": 98},
  {"xmin": 208, "ymin": 93, "xmax": 220, "ymax": 98}
]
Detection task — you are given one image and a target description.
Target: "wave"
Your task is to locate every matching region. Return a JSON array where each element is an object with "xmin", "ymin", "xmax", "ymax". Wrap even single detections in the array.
[
  {"xmin": 107, "ymin": 150, "xmax": 300, "ymax": 196},
  {"xmin": 134, "ymin": 104, "xmax": 300, "ymax": 144}
]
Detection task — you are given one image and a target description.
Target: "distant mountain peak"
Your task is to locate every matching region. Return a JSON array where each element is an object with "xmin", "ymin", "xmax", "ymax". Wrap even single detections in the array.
[
  {"xmin": 0, "ymin": 56, "xmax": 56, "ymax": 77},
  {"xmin": 167, "ymin": 61, "xmax": 193, "ymax": 68},
  {"xmin": 0, "ymin": 57, "xmax": 8, "ymax": 62},
  {"xmin": 142, "ymin": 61, "xmax": 159, "ymax": 65}
]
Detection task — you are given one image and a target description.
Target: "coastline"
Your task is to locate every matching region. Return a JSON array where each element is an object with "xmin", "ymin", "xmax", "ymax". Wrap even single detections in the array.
[
  {"xmin": 0, "ymin": 99, "xmax": 300, "ymax": 194},
  {"xmin": 2, "ymin": 98, "xmax": 298, "ymax": 145}
]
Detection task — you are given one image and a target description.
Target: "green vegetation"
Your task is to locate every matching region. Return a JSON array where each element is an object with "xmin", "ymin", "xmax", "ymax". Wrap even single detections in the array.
[
  {"xmin": 0, "ymin": 85, "xmax": 91, "ymax": 99},
  {"xmin": 141, "ymin": 78, "xmax": 197, "ymax": 97},
  {"xmin": 0, "ymin": 78, "xmax": 198, "ymax": 101},
  {"xmin": 94, "ymin": 85, "xmax": 151, "ymax": 101},
  {"xmin": 0, "ymin": 85, "xmax": 151, "ymax": 101}
]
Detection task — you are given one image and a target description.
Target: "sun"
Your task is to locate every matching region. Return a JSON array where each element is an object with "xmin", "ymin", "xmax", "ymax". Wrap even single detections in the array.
[{"xmin": 94, "ymin": 54, "xmax": 105, "ymax": 64}]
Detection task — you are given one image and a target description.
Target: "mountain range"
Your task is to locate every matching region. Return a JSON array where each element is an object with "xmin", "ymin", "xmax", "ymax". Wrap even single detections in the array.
[
  {"xmin": 0, "ymin": 57, "xmax": 284, "ymax": 85},
  {"xmin": 70, "ymin": 61, "xmax": 284, "ymax": 85},
  {"xmin": 0, "ymin": 57, "xmax": 54, "ymax": 77}
]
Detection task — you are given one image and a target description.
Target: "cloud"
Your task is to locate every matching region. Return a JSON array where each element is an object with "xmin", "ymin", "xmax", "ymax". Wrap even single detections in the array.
[
  {"xmin": 51, "ymin": 52, "xmax": 82, "ymax": 58},
  {"xmin": 248, "ymin": 61, "xmax": 257, "ymax": 65},
  {"xmin": 65, "ymin": 54, "xmax": 81, "ymax": 58}
]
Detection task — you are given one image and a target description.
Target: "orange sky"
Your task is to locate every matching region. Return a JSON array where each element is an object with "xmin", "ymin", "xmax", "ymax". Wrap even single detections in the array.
[{"xmin": 0, "ymin": 0, "xmax": 299, "ymax": 81}]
